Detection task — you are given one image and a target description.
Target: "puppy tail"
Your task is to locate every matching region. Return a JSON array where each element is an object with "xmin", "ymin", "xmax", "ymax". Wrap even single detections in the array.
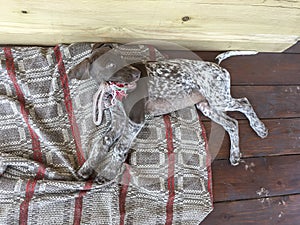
[{"xmin": 215, "ymin": 51, "xmax": 258, "ymax": 65}]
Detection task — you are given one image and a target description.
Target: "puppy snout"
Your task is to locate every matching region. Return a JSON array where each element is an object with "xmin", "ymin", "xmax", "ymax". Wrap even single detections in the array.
[
  {"xmin": 131, "ymin": 66, "xmax": 141, "ymax": 80},
  {"xmin": 110, "ymin": 65, "xmax": 141, "ymax": 83},
  {"xmin": 121, "ymin": 65, "xmax": 140, "ymax": 80}
]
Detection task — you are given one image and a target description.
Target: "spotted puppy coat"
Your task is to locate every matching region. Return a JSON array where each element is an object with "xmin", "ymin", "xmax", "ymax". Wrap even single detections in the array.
[{"xmin": 146, "ymin": 58, "xmax": 268, "ymax": 165}]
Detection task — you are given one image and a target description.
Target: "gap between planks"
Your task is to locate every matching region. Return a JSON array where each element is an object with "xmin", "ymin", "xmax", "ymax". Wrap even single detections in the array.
[
  {"xmin": 211, "ymin": 154, "xmax": 300, "ymax": 202},
  {"xmin": 202, "ymin": 193, "xmax": 300, "ymax": 225}
]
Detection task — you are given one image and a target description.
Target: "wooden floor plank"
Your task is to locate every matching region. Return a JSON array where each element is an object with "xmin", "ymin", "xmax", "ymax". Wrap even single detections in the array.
[
  {"xmin": 164, "ymin": 51, "xmax": 300, "ymax": 85},
  {"xmin": 230, "ymin": 86, "xmax": 300, "ymax": 119},
  {"xmin": 163, "ymin": 50, "xmax": 219, "ymax": 62},
  {"xmin": 199, "ymin": 86, "xmax": 300, "ymax": 121},
  {"xmin": 212, "ymin": 155, "xmax": 300, "ymax": 202},
  {"xmin": 202, "ymin": 194, "xmax": 300, "ymax": 225},
  {"xmin": 219, "ymin": 53, "xmax": 300, "ymax": 86},
  {"xmin": 203, "ymin": 118, "xmax": 300, "ymax": 160}
]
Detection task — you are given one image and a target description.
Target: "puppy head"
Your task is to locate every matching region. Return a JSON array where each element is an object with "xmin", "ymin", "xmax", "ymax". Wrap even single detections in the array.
[{"xmin": 68, "ymin": 43, "xmax": 141, "ymax": 87}]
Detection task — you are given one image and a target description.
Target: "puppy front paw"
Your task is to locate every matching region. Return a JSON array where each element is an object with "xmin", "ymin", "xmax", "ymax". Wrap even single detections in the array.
[{"xmin": 230, "ymin": 151, "xmax": 241, "ymax": 166}]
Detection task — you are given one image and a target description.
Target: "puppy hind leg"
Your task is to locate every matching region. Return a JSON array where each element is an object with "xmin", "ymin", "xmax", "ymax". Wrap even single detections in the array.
[
  {"xmin": 196, "ymin": 102, "xmax": 241, "ymax": 166},
  {"xmin": 223, "ymin": 98, "xmax": 268, "ymax": 138}
]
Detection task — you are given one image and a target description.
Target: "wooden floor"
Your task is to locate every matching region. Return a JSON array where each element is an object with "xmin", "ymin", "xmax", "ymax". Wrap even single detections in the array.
[
  {"xmin": 203, "ymin": 45, "xmax": 300, "ymax": 225},
  {"xmin": 166, "ymin": 42, "xmax": 300, "ymax": 225}
]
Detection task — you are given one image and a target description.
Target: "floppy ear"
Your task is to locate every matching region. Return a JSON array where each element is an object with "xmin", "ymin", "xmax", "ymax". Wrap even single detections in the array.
[{"xmin": 68, "ymin": 58, "xmax": 91, "ymax": 80}]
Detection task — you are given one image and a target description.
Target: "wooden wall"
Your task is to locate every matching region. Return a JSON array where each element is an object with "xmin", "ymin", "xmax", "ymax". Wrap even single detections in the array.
[{"xmin": 0, "ymin": 0, "xmax": 299, "ymax": 52}]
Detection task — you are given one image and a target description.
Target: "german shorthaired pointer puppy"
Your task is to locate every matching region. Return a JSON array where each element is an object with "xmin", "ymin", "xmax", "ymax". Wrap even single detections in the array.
[{"xmin": 68, "ymin": 43, "xmax": 268, "ymax": 182}]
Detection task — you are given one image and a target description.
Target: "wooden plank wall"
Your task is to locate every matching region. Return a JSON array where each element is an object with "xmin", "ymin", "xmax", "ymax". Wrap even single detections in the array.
[
  {"xmin": 162, "ymin": 44, "xmax": 300, "ymax": 224},
  {"xmin": 0, "ymin": 0, "xmax": 299, "ymax": 52}
]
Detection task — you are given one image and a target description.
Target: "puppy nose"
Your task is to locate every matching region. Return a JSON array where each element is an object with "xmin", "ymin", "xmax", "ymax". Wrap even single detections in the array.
[
  {"xmin": 130, "ymin": 67, "xmax": 141, "ymax": 79},
  {"xmin": 133, "ymin": 70, "xmax": 141, "ymax": 79}
]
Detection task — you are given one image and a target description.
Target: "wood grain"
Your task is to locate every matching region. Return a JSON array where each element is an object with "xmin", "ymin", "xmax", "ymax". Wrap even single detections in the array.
[
  {"xmin": 220, "ymin": 54, "xmax": 300, "ymax": 86},
  {"xmin": 212, "ymin": 155, "xmax": 300, "ymax": 202},
  {"xmin": 202, "ymin": 194, "xmax": 300, "ymax": 225},
  {"xmin": 203, "ymin": 118, "xmax": 300, "ymax": 160},
  {"xmin": 0, "ymin": 0, "xmax": 299, "ymax": 51},
  {"xmin": 230, "ymin": 86, "xmax": 300, "ymax": 119}
]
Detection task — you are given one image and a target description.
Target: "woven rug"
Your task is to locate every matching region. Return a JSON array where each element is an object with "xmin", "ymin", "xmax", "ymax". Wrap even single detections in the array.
[{"xmin": 0, "ymin": 43, "xmax": 213, "ymax": 224}]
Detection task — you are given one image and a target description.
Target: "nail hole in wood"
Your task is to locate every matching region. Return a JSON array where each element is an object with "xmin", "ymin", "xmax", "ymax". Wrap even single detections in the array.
[
  {"xmin": 182, "ymin": 16, "xmax": 191, "ymax": 22},
  {"xmin": 21, "ymin": 10, "xmax": 28, "ymax": 14}
]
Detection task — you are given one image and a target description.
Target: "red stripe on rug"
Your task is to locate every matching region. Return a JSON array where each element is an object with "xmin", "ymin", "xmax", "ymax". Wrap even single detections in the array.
[
  {"xmin": 4, "ymin": 48, "xmax": 43, "ymax": 163},
  {"xmin": 4, "ymin": 47, "xmax": 46, "ymax": 225},
  {"xmin": 54, "ymin": 46, "xmax": 85, "ymax": 166},
  {"xmin": 19, "ymin": 165, "xmax": 46, "ymax": 225},
  {"xmin": 73, "ymin": 179, "xmax": 93, "ymax": 225},
  {"xmin": 119, "ymin": 164, "xmax": 131, "ymax": 225},
  {"xmin": 197, "ymin": 111, "xmax": 213, "ymax": 204},
  {"xmin": 163, "ymin": 115, "xmax": 175, "ymax": 225}
]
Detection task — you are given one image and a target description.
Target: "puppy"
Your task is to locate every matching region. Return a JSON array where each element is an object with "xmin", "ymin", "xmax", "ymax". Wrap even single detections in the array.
[{"xmin": 69, "ymin": 43, "xmax": 268, "ymax": 182}]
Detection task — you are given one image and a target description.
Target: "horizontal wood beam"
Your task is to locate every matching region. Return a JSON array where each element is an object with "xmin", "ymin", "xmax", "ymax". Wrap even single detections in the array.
[{"xmin": 0, "ymin": 0, "xmax": 299, "ymax": 52}]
